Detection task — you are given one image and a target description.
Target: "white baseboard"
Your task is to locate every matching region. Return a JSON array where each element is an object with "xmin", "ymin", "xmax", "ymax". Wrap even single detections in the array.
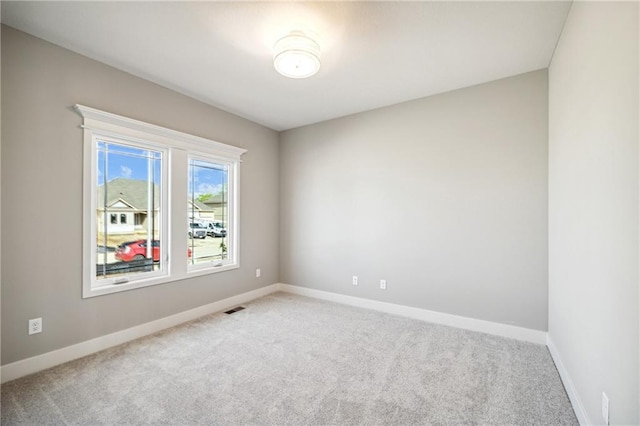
[
  {"xmin": 277, "ymin": 283, "xmax": 548, "ymax": 345},
  {"xmin": 0, "ymin": 283, "xmax": 280, "ymax": 384},
  {"xmin": 547, "ymin": 335, "xmax": 590, "ymax": 425}
]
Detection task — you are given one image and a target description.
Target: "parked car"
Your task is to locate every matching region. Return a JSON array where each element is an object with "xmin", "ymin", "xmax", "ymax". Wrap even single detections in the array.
[
  {"xmin": 207, "ymin": 222, "xmax": 227, "ymax": 238},
  {"xmin": 188, "ymin": 222, "xmax": 207, "ymax": 239},
  {"xmin": 115, "ymin": 240, "xmax": 192, "ymax": 262}
]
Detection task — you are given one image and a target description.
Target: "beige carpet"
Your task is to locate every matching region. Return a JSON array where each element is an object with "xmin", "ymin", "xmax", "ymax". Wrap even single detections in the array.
[{"xmin": 1, "ymin": 292, "xmax": 577, "ymax": 425}]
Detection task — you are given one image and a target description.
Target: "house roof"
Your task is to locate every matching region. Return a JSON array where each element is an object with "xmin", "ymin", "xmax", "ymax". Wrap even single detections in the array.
[
  {"xmin": 97, "ymin": 178, "xmax": 159, "ymax": 210},
  {"xmin": 97, "ymin": 178, "xmax": 219, "ymax": 212},
  {"xmin": 189, "ymin": 199, "xmax": 214, "ymax": 212},
  {"xmin": 201, "ymin": 194, "xmax": 227, "ymax": 207}
]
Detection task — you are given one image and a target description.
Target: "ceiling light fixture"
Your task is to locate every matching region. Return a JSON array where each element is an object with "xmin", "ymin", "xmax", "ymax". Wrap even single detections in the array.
[{"xmin": 273, "ymin": 31, "xmax": 321, "ymax": 79}]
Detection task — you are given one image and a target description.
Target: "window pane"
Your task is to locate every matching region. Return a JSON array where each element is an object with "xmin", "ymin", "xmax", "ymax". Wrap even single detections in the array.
[
  {"xmin": 188, "ymin": 158, "xmax": 230, "ymax": 266},
  {"xmin": 95, "ymin": 140, "xmax": 163, "ymax": 281}
]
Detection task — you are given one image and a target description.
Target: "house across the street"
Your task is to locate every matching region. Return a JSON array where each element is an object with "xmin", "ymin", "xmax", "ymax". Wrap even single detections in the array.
[{"xmin": 98, "ymin": 178, "xmax": 223, "ymax": 235}]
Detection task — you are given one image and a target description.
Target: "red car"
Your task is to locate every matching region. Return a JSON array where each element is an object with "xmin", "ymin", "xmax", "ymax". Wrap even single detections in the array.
[{"xmin": 115, "ymin": 240, "xmax": 192, "ymax": 262}]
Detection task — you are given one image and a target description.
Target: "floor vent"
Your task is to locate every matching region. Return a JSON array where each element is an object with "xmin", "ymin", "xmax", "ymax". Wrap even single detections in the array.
[{"xmin": 225, "ymin": 306, "xmax": 246, "ymax": 315}]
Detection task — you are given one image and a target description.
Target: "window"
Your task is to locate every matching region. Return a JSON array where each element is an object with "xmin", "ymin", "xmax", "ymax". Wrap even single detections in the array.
[
  {"xmin": 95, "ymin": 139, "xmax": 165, "ymax": 284},
  {"xmin": 188, "ymin": 157, "xmax": 234, "ymax": 270},
  {"xmin": 77, "ymin": 105, "xmax": 246, "ymax": 298}
]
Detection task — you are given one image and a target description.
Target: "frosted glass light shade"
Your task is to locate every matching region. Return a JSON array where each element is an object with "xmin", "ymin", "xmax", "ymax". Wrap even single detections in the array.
[{"xmin": 273, "ymin": 32, "xmax": 321, "ymax": 79}]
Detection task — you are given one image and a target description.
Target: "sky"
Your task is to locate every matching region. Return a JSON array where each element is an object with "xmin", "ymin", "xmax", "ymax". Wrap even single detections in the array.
[{"xmin": 97, "ymin": 141, "xmax": 227, "ymax": 196}]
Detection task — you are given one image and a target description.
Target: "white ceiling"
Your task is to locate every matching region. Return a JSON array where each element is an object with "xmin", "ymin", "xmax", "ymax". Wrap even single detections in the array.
[{"xmin": 1, "ymin": 1, "xmax": 571, "ymax": 131}]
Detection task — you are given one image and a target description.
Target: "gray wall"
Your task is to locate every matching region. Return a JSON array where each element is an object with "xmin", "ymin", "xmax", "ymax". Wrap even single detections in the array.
[
  {"xmin": 280, "ymin": 70, "xmax": 549, "ymax": 331},
  {"xmin": 1, "ymin": 26, "xmax": 280, "ymax": 365},
  {"xmin": 548, "ymin": 2, "xmax": 639, "ymax": 425},
  {"xmin": 0, "ymin": 15, "xmax": 3, "ymax": 369}
]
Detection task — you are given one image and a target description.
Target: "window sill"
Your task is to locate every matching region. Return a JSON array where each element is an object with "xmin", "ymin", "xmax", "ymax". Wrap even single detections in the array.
[
  {"xmin": 187, "ymin": 263, "xmax": 239, "ymax": 278},
  {"xmin": 84, "ymin": 264, "xmax": 239, "ymax": 298}
]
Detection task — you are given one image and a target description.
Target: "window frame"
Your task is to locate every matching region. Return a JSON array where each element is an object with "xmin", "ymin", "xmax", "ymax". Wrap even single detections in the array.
[
  {"xmin": 91, "ymin": 134, "xmax": 170, "ymax": 289},
  {"xmin": 187, "ymin": 152, "xmax": 238, "ymax": 273},
  {"xmin": 77, "ymin": 105, "xmax": 247, "ymax": 298}
]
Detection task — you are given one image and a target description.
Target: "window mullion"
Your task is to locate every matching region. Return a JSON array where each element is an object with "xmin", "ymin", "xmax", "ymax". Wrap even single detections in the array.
[{"xmin": 169, "ymin": 149, "xmax": 189, "ymax": 276}]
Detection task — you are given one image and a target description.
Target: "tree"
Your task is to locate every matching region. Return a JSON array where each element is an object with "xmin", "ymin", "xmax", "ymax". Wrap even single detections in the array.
[
  {"xmin": 219, "ymin": 240, "xmax": 227, "ymax": 259},
  {"xmin": 197, "ymin": 193, "xmax": 213, "ymax": 203}
]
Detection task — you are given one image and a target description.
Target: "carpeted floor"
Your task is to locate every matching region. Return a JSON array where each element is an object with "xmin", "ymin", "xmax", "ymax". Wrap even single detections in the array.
[{"xmin": 1, "ymin": 292, "xmax": 577, "ymax": 425}]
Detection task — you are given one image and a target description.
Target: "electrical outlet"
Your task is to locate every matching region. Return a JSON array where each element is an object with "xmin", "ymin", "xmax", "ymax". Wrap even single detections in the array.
[
  {"xmin": 602, "ymin": 392, "xmax": 609, "ymax": 425},
  {"xmin": 255, "ymin": 268, "xmax": 261, "ymax": 278},
  {"xmin": 29, "ymin": 318, "xmax": 42, "ymax": 335},
  {"xmin": 380, "ymin": 279, "xmax": 387, "ymax": 290},
  {"xmin": 352, "ymin": 276, "xmax": 358, "ymax": 286}
]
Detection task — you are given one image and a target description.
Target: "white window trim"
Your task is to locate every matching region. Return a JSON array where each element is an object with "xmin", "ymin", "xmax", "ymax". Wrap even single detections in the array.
[
  {"xmin": 90, "ymin": 133, "xmax": 170, "ymax": 291},
  {"xmin": 76, "ymin": 104, "xmax": 247, "ymax": 298},
  {"xmin": 187, "ymin": 153, "xmax": 238, "ymax": 273}
]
